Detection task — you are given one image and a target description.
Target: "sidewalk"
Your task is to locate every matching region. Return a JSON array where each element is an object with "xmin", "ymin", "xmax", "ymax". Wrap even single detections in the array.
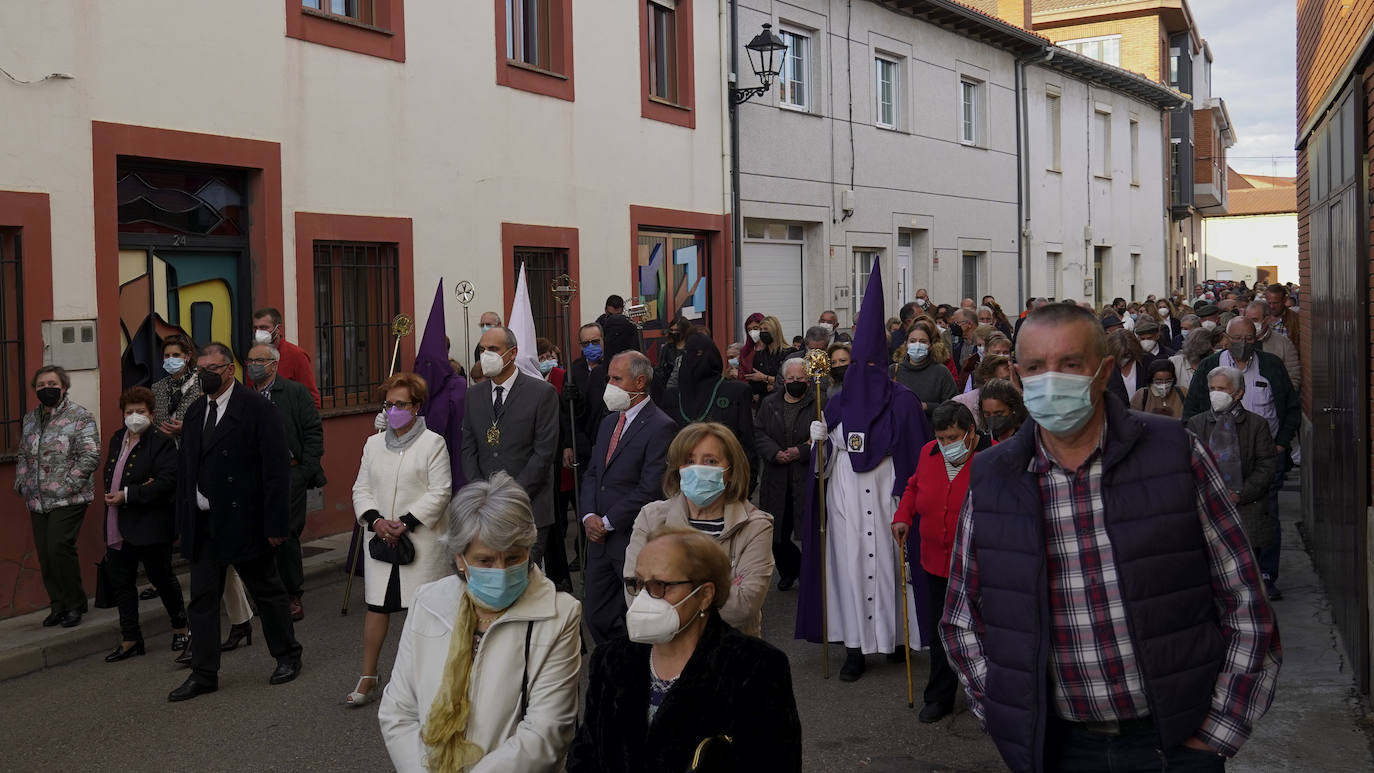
[
  {"xmin": 0, "ymin": 531, "xmax": 355, "ymax": 682},
  {"xmin": 1230, "ymin": 472, "xmax": 1374, "ymax": 771}
]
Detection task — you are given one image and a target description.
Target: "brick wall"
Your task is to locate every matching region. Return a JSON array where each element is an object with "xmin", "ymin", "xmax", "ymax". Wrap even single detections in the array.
[
  {"xmin": 1297, "ymin": 0, "xmax": 1374, "ymax": 130},
  {"xmin": 1038, "ymin": 16, "xmax": 1167, "ymax": 82},
  {"xmin": 1193, "ymin": 108, "xmax": 1216, "ymax": 186}
]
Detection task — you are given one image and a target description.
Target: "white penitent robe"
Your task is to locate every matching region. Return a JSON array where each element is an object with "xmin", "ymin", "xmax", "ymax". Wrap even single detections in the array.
[{"xmin": 822, "ymin": 421, "xmax": 924, "ymax": 654}]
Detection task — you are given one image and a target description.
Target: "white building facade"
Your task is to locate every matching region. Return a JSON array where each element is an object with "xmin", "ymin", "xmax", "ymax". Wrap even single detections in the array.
[
  {"xmin": 734, "ymin": 0, "xmax": 1181, "ymax": 338},
  {"xmin": 0, "ymin": 0, "xmax": 729, "ymax": 612},
  {"xmin": 1022, "ymin": 51, "xmax": 1181, "ymax": 305}
]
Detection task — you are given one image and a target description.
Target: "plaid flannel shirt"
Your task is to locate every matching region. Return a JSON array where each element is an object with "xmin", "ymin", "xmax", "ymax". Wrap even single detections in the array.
[{"xmin": 940, "ymin": 426, "xmax": 1281, "ymax": 757}]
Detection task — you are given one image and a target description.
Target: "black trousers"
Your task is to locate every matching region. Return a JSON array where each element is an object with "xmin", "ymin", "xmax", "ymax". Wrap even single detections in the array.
[
  {"xmin": 273, "ymin": 473, "xmax": 309, "ymax": 598},
  {"xmin": 773, "ymin": 487, "xmax": 802, "ymax": 580},
  {"xmin": 106, "ymin": 541, "xmax": 185, "ymax": 641},
  {"xmin": 188, "ymin": 541, "xmax": 302, "ymax": 685},
  {"xmin": 923, "ymin": 572, "xmax": 959, "ymax": 708},
  {"xmin": 30, "ymin": 504, "xmax": 88, "ymax": 613},
  {"xmin": 585, "ymin": 540, "xmax": 628, "ymax": 645},
  {"xmin": 544, "ymin": 487, "xmax": 574, "ymax": 587}
]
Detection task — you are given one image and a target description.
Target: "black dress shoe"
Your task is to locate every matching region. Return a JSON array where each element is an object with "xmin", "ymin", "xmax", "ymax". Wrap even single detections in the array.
[
  {"xmin": 139, "ymin": 586, "xmax": 159, "ymax": 601},
  {"xmin": 918, "ymin": 702, "xmax": 953, "ymax": 724},
  {"xmin": 269, "ymin": 660, "xmax": 302, "ymax": 685},
  {"xmin": 175, "ymin": 643, "xmax": 193, "ymax": 666},
  {"xmin": 59, "ymin": 610, "xmax": 82, "ymax": 628},
  {"xmin": 41, "ymin": 610, "xmax": 63, "ymax": 627},
  {"xmin": 105, "ymin": 640, "xmax": 146, "ymax": 663},
  {"xmin": 221, "ymin": 621, "xmax": 253, "ymax": 651},
  {"xmin": 170, "ymin": 632, "xmax": 190, "ymax": 651},
  {"xmin": 167, "ymin": 677, "xmax": 217, "ymax": 702},
  {"xmin": 839, "ymin": 648, "xmax": 867, "ymax": 682}
]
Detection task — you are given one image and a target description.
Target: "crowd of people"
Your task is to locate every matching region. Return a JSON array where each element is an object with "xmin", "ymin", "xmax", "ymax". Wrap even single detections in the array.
[{"xmin": 12, "ymin": 275, "xmax": 1297, "ymax": 771}]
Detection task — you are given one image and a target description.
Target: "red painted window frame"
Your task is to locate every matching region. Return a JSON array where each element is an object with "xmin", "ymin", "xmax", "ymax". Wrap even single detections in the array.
[
  {"xmin": 500, "ymin": 223, "xmax": 581, "ymax": 314},
  {"xmin": 628, "ymin": 205, "xmax": 730, "ymax": 350},
  {"xmin": 640, "ymin": 0, "xmax": 696, "ymax": 128},
  {"xmin": 92, "ymin": 121, "xmax": 285, "ymax": 436},
  {"xmin": 285, "ymin": 0, "xmax": 406, "ymax": 62},
  {"xmin": 293, "ymin": 212, "xmax": 416, "ymax": 416},
  {"xmin": 494, "ymin": 0, "xmax": 575, "ymax": 102},
  {"xmin": 0, "ymin": 191, "xmax": 54, "ymax": 461}
]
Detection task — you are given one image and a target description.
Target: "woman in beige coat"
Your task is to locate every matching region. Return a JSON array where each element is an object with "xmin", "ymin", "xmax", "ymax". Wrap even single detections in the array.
[
  {"xmin": 348, "ymin": 372, "xmax": 453, "ymax": 706},
  {"xmin": 624, "ymin": 422, "xmax": 774, "ymax": 636},
  {"xmin": 379, "ymin": 472, "xmax": 582, "ymax": 772}
]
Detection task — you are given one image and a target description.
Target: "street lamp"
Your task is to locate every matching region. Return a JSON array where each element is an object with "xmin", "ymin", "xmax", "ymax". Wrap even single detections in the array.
[{"xmin": 730, "ymin": 23, "xmax": 788, "ymax": 105}]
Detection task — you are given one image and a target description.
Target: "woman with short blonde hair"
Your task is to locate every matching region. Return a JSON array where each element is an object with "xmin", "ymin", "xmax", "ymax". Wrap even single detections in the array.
[{"xmin": 624, "ymin": 423, "xmax": 774, "ymax": 636}]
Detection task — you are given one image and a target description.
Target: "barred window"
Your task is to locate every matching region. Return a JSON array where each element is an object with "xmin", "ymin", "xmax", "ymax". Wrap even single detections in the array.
[
  {"xmin": 313, "ymin": 241, "xmax": 399, "ymax": 411},
  {"xmin": 0, "ymin": 229, "xmax": 23, "ymax": 454}
]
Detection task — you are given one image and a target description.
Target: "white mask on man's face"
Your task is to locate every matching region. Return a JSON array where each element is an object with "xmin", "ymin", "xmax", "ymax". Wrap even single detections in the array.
[{"xmin": 480, "ymin": 350, "xmax": 506, "ymax": 378}]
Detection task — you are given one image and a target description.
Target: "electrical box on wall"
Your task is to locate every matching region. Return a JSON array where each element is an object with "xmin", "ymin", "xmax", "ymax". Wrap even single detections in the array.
[
  {"xmin": 833, "ymin": 285, "xmax": 850, "ymax": 309},
  {"xmin": 43, "ymin": 319, "xmax": 99, "ymax": 371}
]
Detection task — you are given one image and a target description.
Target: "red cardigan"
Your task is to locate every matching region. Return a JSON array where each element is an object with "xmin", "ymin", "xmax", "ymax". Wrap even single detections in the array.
[{"xmin": 893, "ymin": 438, "xmax": 982, "ymax": 577}]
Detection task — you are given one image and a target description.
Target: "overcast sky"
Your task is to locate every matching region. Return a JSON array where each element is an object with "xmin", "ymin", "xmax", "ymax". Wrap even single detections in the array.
[{"xmin": 1189, "ymin": 0, "xmax": 1296, "ymax": 177}]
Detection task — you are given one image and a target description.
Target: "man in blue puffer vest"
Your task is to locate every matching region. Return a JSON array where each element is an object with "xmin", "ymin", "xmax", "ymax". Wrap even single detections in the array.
[{"xmin": 940, "ymin": 303, "xmax": 1281, "ymax": 773}]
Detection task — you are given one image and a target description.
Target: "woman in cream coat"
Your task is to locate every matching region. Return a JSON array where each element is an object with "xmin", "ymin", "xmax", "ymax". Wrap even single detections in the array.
[
  {"xmin": 624, "ymin": 422, "xmax": 774, "ymax": 636},
  {"xmin": 348, "ymin": 373, "xmax": 453, "ymax": 706},
  {"xmin": 380, "ymin": 472, "xmax": 582, "ymax": 772}
]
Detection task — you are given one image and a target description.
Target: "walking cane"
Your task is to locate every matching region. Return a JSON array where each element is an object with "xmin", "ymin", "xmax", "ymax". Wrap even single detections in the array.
[
  {"xmin": 342, "ymin": 313, "xmax": 414, "ymax": 615},
  {"xmin": 551, "ymin": 275, "xmax": 586, "ymax": 600},
  {"xmin": 899, "ymin": 540, "xmax": 915, "ymax": 709},
  {"xmin": 804, "ymin": 349, "xmax": 832, "ymax": 679}
]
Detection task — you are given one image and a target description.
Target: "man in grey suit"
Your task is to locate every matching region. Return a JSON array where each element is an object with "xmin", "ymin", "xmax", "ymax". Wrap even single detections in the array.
[
  {"xmin": 580, "ymin": 351, "xmax": 678, "ymax": 643},
  {"xmin": 461, "ymin": 326, "xmax": 560, "ymax": 565}
]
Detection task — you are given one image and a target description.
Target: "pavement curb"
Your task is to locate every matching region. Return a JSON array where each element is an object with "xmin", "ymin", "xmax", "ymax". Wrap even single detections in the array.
[{"xmin": 0, "ymin": 532, "xmax": 355, "ymax": 682}]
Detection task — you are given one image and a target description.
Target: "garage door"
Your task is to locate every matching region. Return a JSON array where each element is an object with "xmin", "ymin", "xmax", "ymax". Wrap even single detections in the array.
[{"xmin": 741, "ymin": 242, "xmax": 804, "ymax": 345}]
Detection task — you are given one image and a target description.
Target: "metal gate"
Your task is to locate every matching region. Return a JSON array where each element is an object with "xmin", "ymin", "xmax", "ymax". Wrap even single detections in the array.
[{"xmin": 1306, "ymin": 83, "xmax": 1370, "ymax": 691}]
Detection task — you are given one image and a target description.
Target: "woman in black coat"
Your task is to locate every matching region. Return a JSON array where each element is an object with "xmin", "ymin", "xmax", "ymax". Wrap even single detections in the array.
[
  {"xmin": 753, "ymin": 358, "xmax": 821, "ymax": 590},
  {"xmin": 100, "ymin": 386, "xmax": 187, "ymax": 662},
  {"xmin": 662, "ymin": 333, "xmax": 758, "ymax": 486},
  {"xmin": 569, "ymin": 528, "xmax": 802, "ymax": 773}
]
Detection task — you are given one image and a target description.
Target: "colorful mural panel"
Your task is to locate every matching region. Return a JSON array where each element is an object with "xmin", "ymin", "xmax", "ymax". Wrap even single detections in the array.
[{"xmin": 118, "ymin": 248, "xmax": 243, "ymax": 387}]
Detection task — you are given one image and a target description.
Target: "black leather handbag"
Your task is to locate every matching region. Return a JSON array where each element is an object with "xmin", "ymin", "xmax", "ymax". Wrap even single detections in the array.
[
  {"xmin": 94, "ymin": 558, "xmax": 117, "ymax": 609},
  {"xmin": 368, "ymin": 532, "xmax": 415, "ymax": 565}
]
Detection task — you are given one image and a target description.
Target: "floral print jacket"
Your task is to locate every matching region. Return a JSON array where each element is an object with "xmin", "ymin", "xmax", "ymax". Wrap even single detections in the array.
[{"xmin": 14, "ymin": 398, "xmax": 101, "ymax": 512}]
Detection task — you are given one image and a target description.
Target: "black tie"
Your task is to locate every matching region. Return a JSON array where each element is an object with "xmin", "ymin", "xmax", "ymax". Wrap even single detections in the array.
[
  {"xmin": 202, "ymin": 399, "xmax": 218, "ymax": 453},
  {"xmin": 493, "ymin": 385, "xmax": 505, "ymax": 417}
]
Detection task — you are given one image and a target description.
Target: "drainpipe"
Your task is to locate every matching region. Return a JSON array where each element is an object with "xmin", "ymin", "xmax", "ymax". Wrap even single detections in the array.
[
  {"xmin": 728, "ymin": 0, "xmax": 743, "ymax": 342},
  {"xmin": 721, "ymin": 0, "xmax": 736, "ymax": 338},
  {"xmin": 1017, "ymin": 47, "xmax": 1055, "ymax": 308}
]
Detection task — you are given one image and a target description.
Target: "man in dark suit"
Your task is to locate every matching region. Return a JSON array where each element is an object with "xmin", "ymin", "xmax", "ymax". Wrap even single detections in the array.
[
  {"xmin": 461, "ymin": 326, "xmax": 560, "ymax": 565},
  {"xmin": 168, "ymin": 342, "xmax": 303, "ymax": 702},
  {"xmin": 580, "ymin": 351, "xmax": 677, "ymax": 643},
  {"xmin": 247, "ymin": 342, "xmax": 325, "ymax": 622}
]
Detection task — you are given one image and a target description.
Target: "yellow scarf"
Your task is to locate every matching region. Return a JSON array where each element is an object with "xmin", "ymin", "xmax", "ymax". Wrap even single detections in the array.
[{"xmin": 420, "ymin": 591, "xmax": 485, "ymax": 771}]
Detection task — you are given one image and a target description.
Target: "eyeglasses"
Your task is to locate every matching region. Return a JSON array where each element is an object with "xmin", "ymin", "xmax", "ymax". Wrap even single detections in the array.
[
  {"xmin": 623, "ymin": 577, "xmax": 695, "ymax": 599},
  {"xmin": 580, "ymin": 338, "xmax": 602, "ymax": 346},
  {"xmin": 381, "ymin": 400, "xmax": 416, "ymax": 410},
  {"xmin": 245, "ymin": 358, "xmax": 275, "ymax": 366},
  {"xmin": 201, "ymin": 362, "xmax": 234, "ymax": 373}
]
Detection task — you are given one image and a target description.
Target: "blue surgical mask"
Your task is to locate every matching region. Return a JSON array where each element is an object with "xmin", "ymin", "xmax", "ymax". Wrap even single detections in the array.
[
  {"xmin": 939, "ymin": 433, "xmax": 972, "ymax": 465},
  {"xmin": 163, "ymin": 357, "xmax": 187, "ymax": 375},
  {"xmin": 679, "ymin": 464, "xmax": 727, "ymax": 507},
  {"xmin": 907, "ymin": 342, "xmax": 929, "ymax": 362},
  {"xmin": 582, "ymin": 342, "xmax": 603, "ymax": 361},
  {"xmin": 538, "ymin": 359, "xmax": 557, "ymax": 376},
  {"xmin": 464, "ymin": 563, "xmax": 530, "ymax": 610},
  {"xmin": 1021, "ymin": 365, "xmax": 1102, "ymax": 435}
]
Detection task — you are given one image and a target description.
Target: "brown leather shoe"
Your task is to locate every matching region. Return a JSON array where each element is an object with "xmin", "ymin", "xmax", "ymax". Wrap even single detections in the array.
[{"xmin": 289, "ymin": 597, "xmax": 304, "ymax": 622}]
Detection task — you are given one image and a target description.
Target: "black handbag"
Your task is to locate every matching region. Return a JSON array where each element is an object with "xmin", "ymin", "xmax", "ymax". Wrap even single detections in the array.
[
  {"xmin": 94, "ymin": 558, "xmax": 117, "ymax": 609},
  {"xmin": 368, "ymin": 532, "xmax": 415, "ymax": 565}
]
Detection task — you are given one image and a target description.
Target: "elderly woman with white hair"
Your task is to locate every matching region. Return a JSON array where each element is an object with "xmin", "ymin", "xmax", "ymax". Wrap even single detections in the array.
[
  {"xmin": 379, "ymin": 471, "xmax": 582, "ymax": 773},
  {"xmin": 1186, "ymin": 365, "xmax": 1278, "ymax": 556}
]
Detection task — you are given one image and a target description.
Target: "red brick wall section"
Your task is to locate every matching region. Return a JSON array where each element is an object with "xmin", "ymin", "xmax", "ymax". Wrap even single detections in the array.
[{"xmin": 1297, "ymin": 0, "xmax": 1374, "ymax": 131}]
